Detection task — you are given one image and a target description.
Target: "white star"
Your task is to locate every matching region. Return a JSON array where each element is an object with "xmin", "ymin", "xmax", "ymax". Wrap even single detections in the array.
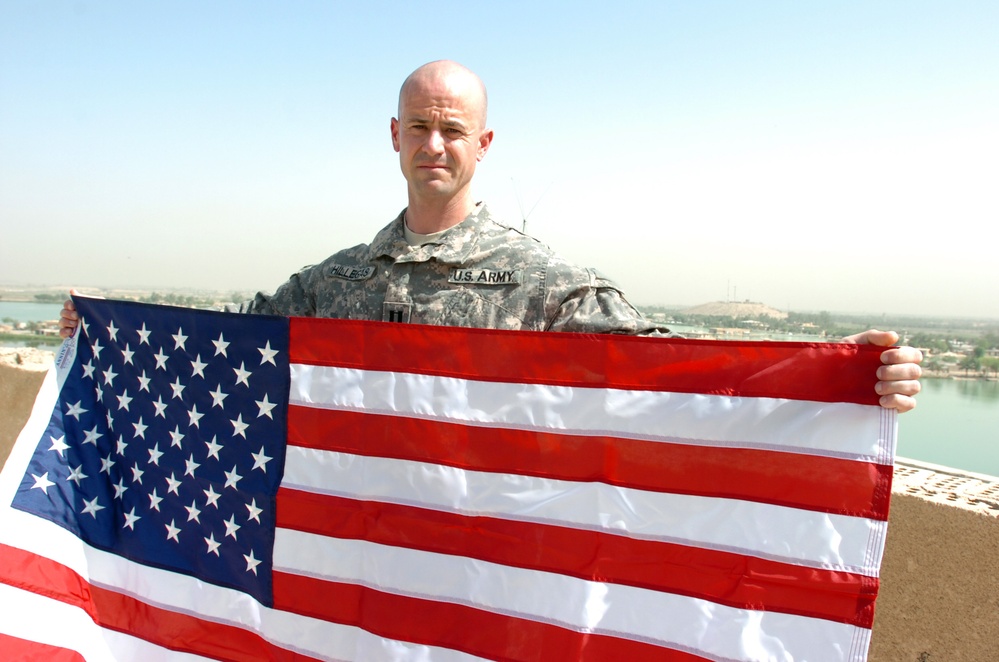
[
  {"xmin": 115, "ymin": 435, "xmax": 128, "ymax": 455},
  {"xmin": 172, "ymin": 327, "xmax": 188, "ymax": 351},
  {"xmin": 80, "ymin": 317, "xmax": 90, "ymax": 337},
  {"xmin": 190, "ymin": 354, "xmax": 207, "ymax": 379},
  {"xmin": 165, "ymin": 472, "xmax": 182, "ymax": 495},
  {"xmin": 188, "ymin": 404, "xmax": 204, "ymax": 428},
  {"xmin": 121, "ymin": 343, "xmax": 134, "ymax": 365},
  {"xmin": 67, "ymin": 465, "xmax": 88, "ymax": 486},
  {"xmin": 148, "ymin": 489, "xmax": 163, "ymax": 512},
  {"xmin": 48, "ymin": 434, "xmax": 69, "ymax": 457},
  {"xmin": 82, "ymin": 359, "xmax": 96, "ymax": 379},
  {"xmin": 165, "ymin": 519, "xmax": 181, "ymax": 542},
  {"xmin": 223, "ymin": 514, "xmax": 241, "ymax": 540},
  {"xmin": 102, "ymin": 365, "xmax": 118, "ymax": 387},
  {"xmin": 137, "ymin": 369, "xmax": 151, "ymax": 392},
  {"xmin": 148, "ymin": 443, "xmax": 164, "ymax": 466},
  {"xmin": 116, "ymin": 389, "xmax": 132, "ymax": 411},
  {"xmin": 185, "ymin": 500, "xmax": 202, "ymax": 523},
  {"xmin": 170, "ymin": 426, "xmax": 185, "ymax": 448},
  {"xmin": 251, "ymin": 447, "xmax": 272, "ymax": 472},
  {"xmin": 153, "ymin": 396, "xmax": 168, "ymax": 418},
  {"xmin": 123, "ymin": 507, "xmax": 141, "ymax": 530},
  {"xmin": 91, "ymin": 338, "xmax": 104, "ymax": 360},
  {"xmin": 132, "ymin": 416, "xmax": 147, "ymax": 439},
  {"xmin": 223, "ymin": 466, "xmax": 242, "ymax": 490},
  {"xmin": 204, "ymin": 533, "xmax": 221, "ymax": 556},
  {"xmin": 212, "ymin": 333, "xmax": 229, "ymax": 357},
  {"xmin": 130, "ymin": 462, "xmax": 145, "ymax": 485},
  {"xmin": 113, "ymin": 477, "xmax": 128, "ymax": 499},
  {"xmin": 166, "ymin": 520, "xmax": 181, "ymax": 542},
  {"xmin": 170, "ymin": 377, "xmax": 186, "ymax": 400},
  {"xmin": 204, "ymin": 435, "xmax": 223, "ymax": 460},
  {"xmin": 100, "ymin": 454, "xmax": 116, "ymax": 475},
  {"xmin": 154, "ymin": 347, "xmax": 169, "ymax": 370},
  {"xmin": 65, "ymin": 400, "xmax": 87, "ymax": 420},
  {"xmin": 203, "ymin": 484, "xmax": 221, "ymax": 508},
  {"xmin": 106, "ymin": 320, "xmax": 119, "ymax": 341},
  {"xmin": 233, "ymin": 362, "xmax": 251, "ymax": 388},
  {"xmin": 210, "ymin": 384, "xmax": 228, "ymax": 408},
  {"xmin": 105, "ymin": 409, "xmax": 113, "ymax": 428},
  {"xmin": 243, "ymin": 550, "xmax": 261, "ymax": 575},
  {"xmin": 31, "ymin": 472, "xmax": 56, "ymax": 494},
  {"xmin": 258, "ymin": 340, "xmax": 279, "ymax": 366},
  {"xmin": 81, "ymin": 496, "xmax": 105, "ymax": 518},
  {"xmin": 255, "ymin": 393, "xmax": 276, "ymax": 419},
  {"xmin": 83, "ymin": 425, "xmax": 102, "ymax": 446},
  {"xmin": 245, "ymin": 498, "xmax": 263, "ymax": 523},
  {"xmin": 184, "ymin": 454, "xmax": 200, "ymax": 477},
  {"xmin": 95, "ymin": 385, "xmax": 105, "ymax": 404},
  {"xmin": 230, "ymin": 414, "xmax": 248, "ymax": 439},
  {"xmin": 137, "ymin": 322, "xmax": 151, "ymax": 345}
]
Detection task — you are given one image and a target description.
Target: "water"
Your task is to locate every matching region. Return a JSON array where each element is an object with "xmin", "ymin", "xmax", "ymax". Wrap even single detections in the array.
[
  {"xmin": 0, "ymin": 301, "xmax": 64, "ymax": 323},
  {"xmin": 899, "ymin": 378, "xmax": 999, "ymax": 477},
  {"xmin": 2, "ymin": 302, "xmax": 996, "ymax": 476}
]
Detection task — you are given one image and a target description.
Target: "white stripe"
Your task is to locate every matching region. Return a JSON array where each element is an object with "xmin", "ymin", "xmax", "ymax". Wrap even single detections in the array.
[
  {"xmin": 289, "ymin": 365, "xmax": 890, "ymax": 461},
  {"xmin": 282, "ymin": 446, "xmax": 886, "ymax": 575},
  {"xmin": 0, "ymin": 581, "xmax": 210, "ymax": 662},
  {"xmin": 0, "ymin": 514, "xmax": 489, "ymax": 662},
  {"xmin": 275, "ymin": 529, "xmax": 871, "ymax": 662}
]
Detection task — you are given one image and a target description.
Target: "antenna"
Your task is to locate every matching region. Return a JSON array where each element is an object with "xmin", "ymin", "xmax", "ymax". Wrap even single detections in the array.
[{"xmin": 511, "ymin": 178, "xmax": 552, "ymax": 234}]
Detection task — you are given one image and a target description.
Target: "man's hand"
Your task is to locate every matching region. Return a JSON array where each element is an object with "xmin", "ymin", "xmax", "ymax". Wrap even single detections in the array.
[
  {"xmin": 843, "ymin": 329, "xmax": 922, "ymax": 413},
  {"xmin": 58, "ymin": 289, "xmax": 81, "ymax": 338}
]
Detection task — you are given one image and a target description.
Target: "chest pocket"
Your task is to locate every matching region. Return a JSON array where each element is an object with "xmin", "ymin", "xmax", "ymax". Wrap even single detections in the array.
[{"xmin": 417, "ymin": 288, "xmax": 532, "ymax": 330}]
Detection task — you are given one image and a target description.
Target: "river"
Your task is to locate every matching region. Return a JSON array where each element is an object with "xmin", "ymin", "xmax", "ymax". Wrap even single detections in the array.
[{"xmin": 3, "ymin": 302, "xmax": 997, "ymax": 477}]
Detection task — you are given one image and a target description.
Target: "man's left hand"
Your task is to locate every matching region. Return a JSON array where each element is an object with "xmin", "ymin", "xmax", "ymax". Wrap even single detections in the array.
[{"xmin": 843, "ymin": 329, "xmax": 923, "ymax": 413}]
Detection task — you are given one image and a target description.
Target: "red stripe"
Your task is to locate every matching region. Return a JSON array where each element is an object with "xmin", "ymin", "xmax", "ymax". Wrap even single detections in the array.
[
  {"xmin": 276, "ymin": 488, "xmax": 878, "ymax": 628},
  {"xmin": 0, "ymin": 633, "xmax": 86, "ymax": 662},
  {"xmin": 289, "ymin": 318, "xmax": 884, "ymax": 405},
  {"xmin": 0, "ymin": 543, "xmax": 318, "ymax": 662},
  {"xmin": 273, "ymin": 571, "xmax": 709, "ymax": 662},
  {"xmin": 288, "ymin": 407, "xmax": 892, "ymax": 520}
]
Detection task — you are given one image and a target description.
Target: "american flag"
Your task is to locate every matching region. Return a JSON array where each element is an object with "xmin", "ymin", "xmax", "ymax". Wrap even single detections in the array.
[{"xmin": 0, "ymin": 296, "xmax": 896, "ymax": 661}]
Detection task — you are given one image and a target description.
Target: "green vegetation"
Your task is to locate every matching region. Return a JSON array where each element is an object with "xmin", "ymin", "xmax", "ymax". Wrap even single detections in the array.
[{"xmin": 639, "ymin": 305, "xmax": 999, "ymax": 380}]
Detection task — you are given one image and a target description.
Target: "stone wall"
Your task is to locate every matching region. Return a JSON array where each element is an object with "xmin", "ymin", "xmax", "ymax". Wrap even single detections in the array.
[{"xmin": 1, "ymin": 351, "xmax": 997, "ymax": 660}]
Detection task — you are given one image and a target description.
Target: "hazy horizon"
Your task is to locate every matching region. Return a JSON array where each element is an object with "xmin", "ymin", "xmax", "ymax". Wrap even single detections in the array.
[{"xmin": 2, "ymin": 2, "xmax": 997, "ymax": 318}]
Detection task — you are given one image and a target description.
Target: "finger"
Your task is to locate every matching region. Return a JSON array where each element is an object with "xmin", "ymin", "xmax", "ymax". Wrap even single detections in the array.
[
  {"xmin": 877, "ymin": 363, "xmax": 923, "ymax": 382},
  {"xmin": 843, "ymin": 329, "xmax": 899, "ymax": 346},
  {"xmin": 880, "ymin": 346, "xmax": 923, "ymax": 366},
  {"xmin": 876, "ymin": 378, "xmax": 922, "ymax": 398},
  {"xmin": 879, "ymin": 393, "xmax": 917, "ymax": 413}
]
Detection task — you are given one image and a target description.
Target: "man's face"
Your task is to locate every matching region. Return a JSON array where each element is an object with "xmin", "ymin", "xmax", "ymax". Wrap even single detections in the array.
[{"xmin": 391, "ymin": 74, "xmax": 492, "ymax": 203}]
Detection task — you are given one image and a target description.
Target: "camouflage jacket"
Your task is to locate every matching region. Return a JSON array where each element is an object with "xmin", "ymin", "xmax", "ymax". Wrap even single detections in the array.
[{"xmin": 239, "ymin": 205, "xmax": 671, "ymax": 335}]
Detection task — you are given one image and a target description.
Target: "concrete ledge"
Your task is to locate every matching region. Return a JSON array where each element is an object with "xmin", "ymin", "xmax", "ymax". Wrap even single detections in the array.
[
  {"xmin": 1, "ymin": 350, "xmax": 996, "ymax": 659},
  {"xmin": 0, "ymin": 348, "xmax": 51, "ymax": 471}
]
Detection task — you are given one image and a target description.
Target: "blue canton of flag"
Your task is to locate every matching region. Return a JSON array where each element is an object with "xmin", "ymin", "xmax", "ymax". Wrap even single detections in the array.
[{"xmin": 11, "ymin": 297, "xmax": 289, "ymax": 604}]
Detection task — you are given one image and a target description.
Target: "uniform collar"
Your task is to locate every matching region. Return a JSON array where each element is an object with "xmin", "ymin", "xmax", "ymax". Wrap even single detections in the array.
[{"xmin": 370, "ymin": 203, "xmax": 496, "ymax": 265}]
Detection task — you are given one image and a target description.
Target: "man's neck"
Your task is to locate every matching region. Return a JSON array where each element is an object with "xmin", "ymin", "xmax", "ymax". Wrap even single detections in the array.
[{"xmin": 404, "ymin": 193, "xmax": 476, "ymax": 234}]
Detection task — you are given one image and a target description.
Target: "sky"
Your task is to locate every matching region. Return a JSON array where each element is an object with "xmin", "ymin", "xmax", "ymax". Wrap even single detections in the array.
[{"xmin": 1, "ymin": 1, "xmax": 997, "ymax": 318}]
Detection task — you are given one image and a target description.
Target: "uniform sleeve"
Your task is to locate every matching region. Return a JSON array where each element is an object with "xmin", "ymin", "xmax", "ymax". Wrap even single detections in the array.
[
  {"xmin": 230, "ymin": 265, "xmax": 320, "ymax": 317},
  {"xmin": 544, "ymin": 266, "xmax": 674, "ymax": 336}
]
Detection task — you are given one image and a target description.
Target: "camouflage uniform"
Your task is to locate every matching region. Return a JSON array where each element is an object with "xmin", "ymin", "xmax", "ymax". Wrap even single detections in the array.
[{"xmin": 239, "ymin": 204, "xmax": 671, "ymax": 335}]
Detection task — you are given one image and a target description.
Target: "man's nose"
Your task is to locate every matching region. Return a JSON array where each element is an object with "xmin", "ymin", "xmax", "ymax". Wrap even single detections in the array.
[{"xmin": 423, "ymin": 130, "xmax": 445, "ymax": 154}]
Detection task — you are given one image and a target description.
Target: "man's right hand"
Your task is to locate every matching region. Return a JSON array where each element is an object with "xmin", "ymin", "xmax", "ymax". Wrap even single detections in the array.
[{"xmin": 59, "ymin": 289, "xmax": 80, "ymax": 338}]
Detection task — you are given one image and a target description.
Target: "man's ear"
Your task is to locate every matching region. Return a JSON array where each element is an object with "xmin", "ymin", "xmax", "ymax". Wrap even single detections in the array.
[
  {"xmin": 390, "ymin": 117, "xmax": 401, "ymax": 153},
  {"xmin": 477, "ymin": 128, "xmax": 494, "ymax": 161}
]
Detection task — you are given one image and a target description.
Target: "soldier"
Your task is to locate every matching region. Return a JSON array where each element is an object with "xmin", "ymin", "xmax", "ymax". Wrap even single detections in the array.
[{"xmin": 60, "ymin": 60, "xmax": 923, "ymax": 410}]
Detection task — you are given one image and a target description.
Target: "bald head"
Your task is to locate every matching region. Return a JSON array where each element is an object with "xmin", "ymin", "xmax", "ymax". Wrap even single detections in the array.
[{"xmin": 399, "ymin": 60, "xmax": 488, "ymax": 127}]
